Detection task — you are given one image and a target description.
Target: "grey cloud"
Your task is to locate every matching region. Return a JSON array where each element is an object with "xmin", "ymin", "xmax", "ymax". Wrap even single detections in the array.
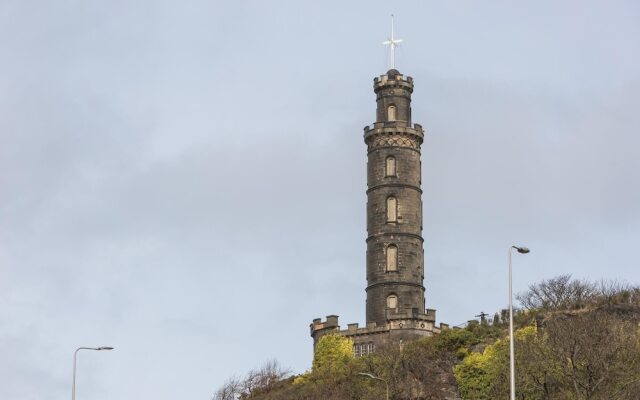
[{"xmin": 1, "ymin": 1, "xmax": 639, "ymax": 399}]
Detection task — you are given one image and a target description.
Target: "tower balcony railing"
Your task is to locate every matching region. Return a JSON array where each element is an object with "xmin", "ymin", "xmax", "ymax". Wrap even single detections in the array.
[
  {"xmin": 364, "ymin": 121, "xmax": 423, "ymax": 132},
  {"xmin": 385, "ymin": 307, "xmax": 436, "ymax": 322},
  {"xmin": 374, "ymin": 120, "xmax": 409, "ymax": 129}
]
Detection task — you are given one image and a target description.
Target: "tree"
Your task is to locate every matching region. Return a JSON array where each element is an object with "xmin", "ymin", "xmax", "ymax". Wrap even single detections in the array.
[
  {"xmin": 301, "ymin": 335, "xmax": 378, "ymax": 399},
  {"xmin": 212, "ymin": 360, "xmax": 289, "ymax": 400},
  {"xmin": 311, "ymin": 334, "xmax": 354, "ymax": 373},
  {"xmin": 545, "ymin": 310, "xmax": 640, "ymax": 399},
  {"xmin": 517, "ymin": 275, "xmax": 597, "ymax": 311},
  {"xmin": 242, "ymin": 360, "xmax": 290, "ymax": 397},
  {"xmin": 400, "ymin": 336, "xmax": 460, "ymax": 399},
  {"xmin": 453, "ymin": 347, "xmax": 494, "ymax": 399},
  {"xmin": 213, "ymin": 376, "xmax": 242, "ymax": 400},
  {"xmin": 454, "ymin": 326, "xmax": 561, "ymax": 400}
]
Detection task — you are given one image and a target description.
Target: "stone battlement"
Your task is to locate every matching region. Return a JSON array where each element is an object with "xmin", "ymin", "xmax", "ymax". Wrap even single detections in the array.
[
  {"xmin": 363, "ymin": 121, "xmax": 424, "ymax": 133},
  {"xmin": 373, "ymin": 71, "xmax": 414, "ymax": 94},
  {"xmin": 363, "ymin": 123, "xmax": 425, "ymax": 152},
  {"xmin": 310, "ymin": 315, "xmax": 340, "ymax": 332},
  {"xmin": 311, "ymin": 313, "xmax": 450, "ymax": 352},
  {"xmin": 374, "ymin": 70, "xmax": 413, "ymax": 84}
]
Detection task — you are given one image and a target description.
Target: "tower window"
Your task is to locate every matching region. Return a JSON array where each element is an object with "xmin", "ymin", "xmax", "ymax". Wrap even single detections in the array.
[
  {"xmin": 386, "ymin": 196, "xmax": 397, "ymax": 222},
  {"xmin": 387, "ymin": 294, "xmax": 398, "ymax": 309},
  {"xmin": 386, "ymin": 244, "xmax": 398, "ymax": 271},
  {"xmin": 385, "ymin": 156, "xmax": 396, "ymax": 177},
  {"xmin": 387, "ymin": 105, "xmax": 397, "ymax": 121}
]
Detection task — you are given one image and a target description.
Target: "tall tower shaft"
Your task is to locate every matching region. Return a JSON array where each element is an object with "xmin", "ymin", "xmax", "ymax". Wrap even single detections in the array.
[
  {"xmin": 364, "ymin": 69, "xmax": 427, "ymax": 327},
  {"xmin": 309, "ymin": 69, "xmax": 441, "ymax": 355}
]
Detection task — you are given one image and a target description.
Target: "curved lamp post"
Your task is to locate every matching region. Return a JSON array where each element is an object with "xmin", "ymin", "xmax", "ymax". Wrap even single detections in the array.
[
  {"xmin": 72, "ymin": 346, "xmax": 114, "ymax": 400},
  {"xmin": 509, "ymin": 246, "xmax": 530, "ymax": 400},
  {"xmin": 358, "ymin": 372, "xmax": 389, "ymax": 400}
]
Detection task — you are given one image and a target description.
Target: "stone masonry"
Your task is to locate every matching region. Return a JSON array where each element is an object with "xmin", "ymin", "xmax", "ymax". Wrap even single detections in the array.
[{"xmin": 310, "ymin": 69, "xmax": 448, "ymax": 355}]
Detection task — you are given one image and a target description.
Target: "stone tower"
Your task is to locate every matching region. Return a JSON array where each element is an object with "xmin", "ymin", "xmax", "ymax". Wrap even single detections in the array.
[
  {"xmin": 364, "ymin": 68, "xmax": 427, "ymax": 327},
  {"xmin": 310, "ymin": 69, "xmax": 446, "ymax": 354}
]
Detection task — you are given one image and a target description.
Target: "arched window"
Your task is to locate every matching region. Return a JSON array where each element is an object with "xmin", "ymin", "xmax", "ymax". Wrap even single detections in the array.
[
  {"xmin": 386, "ymin": 244, "xmax": 398, "ymax": 271},
  {"xmin": 386, "ymin": 294, "xmax": 398, "ymax": 309},
  {"xmin": 385, "ymin": 156, "xmax": 396, "ymax": 177},
  {"xmin": 387, "ymin": 105, "xmax": 397, "ymax": 121},
  {"xmin": 386, "ymin": 196, "xmax": 397, "ymax": 222}
]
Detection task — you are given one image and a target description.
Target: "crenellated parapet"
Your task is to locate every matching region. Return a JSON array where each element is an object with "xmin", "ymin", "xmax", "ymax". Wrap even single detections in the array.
[
  {"xmin": 309, "ymin": 315, "xmax": 340, "ymax": 350},
  {"xmin": 364, "ymin": 122, "xmax": 424, "ymax": 152},
  {"xmin": 310, "ymin": 313, "xmax": 449, "ymax": 355},
  {"xmin": 374, "ymin": 70, "xmax": 414, "ymax": 95}
]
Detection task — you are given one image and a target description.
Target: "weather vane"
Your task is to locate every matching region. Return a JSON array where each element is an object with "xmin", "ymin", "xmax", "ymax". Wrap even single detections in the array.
[{"xmin": 382, "ymin": 14, "xmax": 403, "ymax": 70}]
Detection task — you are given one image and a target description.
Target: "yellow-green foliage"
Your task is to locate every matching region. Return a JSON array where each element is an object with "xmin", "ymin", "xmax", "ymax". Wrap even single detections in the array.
[
  {"xmin": 454, "ymin": 325, "xmax": 549, "ymax": 400},
  {"xmin": 290, "ymin": 335, "xmax": 382, "ymax": 399},
  {"xmin": 453, "ymin": 338, "xmax": 503, "ymax": 399},
  {"xmin": 435, "ymin": 327, "xmax": 478, "ymax": 354},
  {"xmin": 292, "ymin": 373, "xmax": 308, "ymax": 386},
  {"xmin": 311, "ymin": 334, "xmax": 354, "ymax": 373}
]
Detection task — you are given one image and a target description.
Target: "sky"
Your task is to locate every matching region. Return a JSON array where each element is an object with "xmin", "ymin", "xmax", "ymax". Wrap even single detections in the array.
[{"xmin": 1, "ymin": 0, "xmax": 639, "ymax": 399}]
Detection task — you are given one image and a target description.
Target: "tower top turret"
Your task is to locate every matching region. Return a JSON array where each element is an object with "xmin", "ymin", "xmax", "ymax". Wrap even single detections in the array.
[{"xmin": 374, "ymin": 70, "xmax": 414, "ymax": 90}]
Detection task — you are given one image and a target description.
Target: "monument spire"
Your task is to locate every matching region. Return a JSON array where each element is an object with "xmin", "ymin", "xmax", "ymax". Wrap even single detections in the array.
[{"xmin": 382, "ymin": 14, "xmax": 403, "ymax": 69}]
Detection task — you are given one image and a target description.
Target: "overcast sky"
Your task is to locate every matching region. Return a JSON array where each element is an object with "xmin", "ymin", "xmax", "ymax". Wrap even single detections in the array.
[{"xmin": 1, "ymin": 1, "xmax": 639, "ymax": 399}]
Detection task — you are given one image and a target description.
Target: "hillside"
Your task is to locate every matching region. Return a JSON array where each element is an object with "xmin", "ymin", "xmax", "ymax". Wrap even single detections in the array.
[{"xmin": 214, "ymin": 276, "xmax": 640, "ymax": 400}]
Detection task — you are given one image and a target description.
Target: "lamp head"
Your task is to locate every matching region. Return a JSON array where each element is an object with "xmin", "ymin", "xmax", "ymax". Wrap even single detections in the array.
[
  {"xmin": 513, "ymin": 246, "xmax": 530, "ymax": 254},
  {"xmin": 98, "ymin": 347, "xmax": 114, "ymax": 350}
]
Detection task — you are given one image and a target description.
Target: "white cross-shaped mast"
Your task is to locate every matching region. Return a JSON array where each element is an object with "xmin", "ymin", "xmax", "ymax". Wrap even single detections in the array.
[{"xmin": 382, "ymin": 14, "xmax": 403, "ymax": 70}]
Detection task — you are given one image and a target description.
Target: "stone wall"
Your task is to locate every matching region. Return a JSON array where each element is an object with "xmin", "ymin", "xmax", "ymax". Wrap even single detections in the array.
[{"xmin": 310, "ymin": 314, "xmax": 448, "ymax": 356}]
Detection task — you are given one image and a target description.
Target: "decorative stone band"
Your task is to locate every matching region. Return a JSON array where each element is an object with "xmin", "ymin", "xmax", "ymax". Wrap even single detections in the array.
[
  {"xmin": 365, "ymin": 232, "xmax": 424, "ymax": 243},
  {"xmin": 366, "ymin": 182, "xmax": 422, "ymax": 194},
  {"xmin": 366, "ymin": 134, "xmax": 420, "ymax": 152},
  {"xmin": 364, "ymin": 124, "xmax": 424, "ymax": 153},
  {"xmin": 365, "ymin": 281, "xmax": 425, "ymax": 291},
  {"xmin": 376, "ymin": 89, "xmax": 412, "ymax": 101}
]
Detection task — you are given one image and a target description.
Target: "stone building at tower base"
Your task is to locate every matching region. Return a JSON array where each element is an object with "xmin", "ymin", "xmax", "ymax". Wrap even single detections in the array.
[{"xmin": 310, "ymin": 312, "xmax": 450, "ymax": 356}]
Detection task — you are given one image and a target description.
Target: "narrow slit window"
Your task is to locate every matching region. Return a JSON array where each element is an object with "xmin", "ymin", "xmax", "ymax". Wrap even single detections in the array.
[
  {"xmin": 386, "ymin": 245, "xmax": 398, "ymax": 271},
  {"xmin": 387, "ymin": 196, "xmax": 397, "ymax": 222},
  {"xmin": 387, "ymin": 295, "xmax": 398, "ymax": 309},
  {"xmin": 386, "ymin": 156, "xmax": 396, "ymax": 177},
  {"xmin": 387, "ymin": 105, "xmax": 397, "ymax": 121}
]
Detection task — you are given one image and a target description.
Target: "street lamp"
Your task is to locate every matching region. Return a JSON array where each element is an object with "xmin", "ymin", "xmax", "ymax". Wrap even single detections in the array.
[
  {"xmin": 358, "ymin": 372, "xmax": 389, "ymax": 400},
  {"xmin": 509, "ymin": 245, "xmax": 529, "ymax": 400},
  {"xmin": 72, "ymin": 346, "xmax": 114, "ymax": 400}
]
